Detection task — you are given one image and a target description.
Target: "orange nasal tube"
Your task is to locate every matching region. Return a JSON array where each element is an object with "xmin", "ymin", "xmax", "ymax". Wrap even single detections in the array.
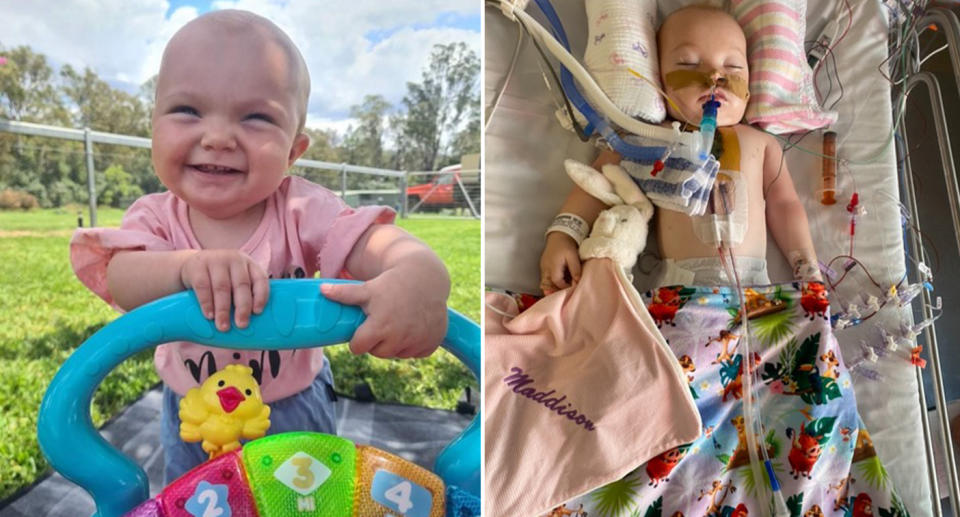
[
  {"xmin": 663, "ymin": 70, "xmax": 750, "ymax": 100},
  {"xmin": 821, "ymin": 131, "xmax": 837, "ymax": 205}
]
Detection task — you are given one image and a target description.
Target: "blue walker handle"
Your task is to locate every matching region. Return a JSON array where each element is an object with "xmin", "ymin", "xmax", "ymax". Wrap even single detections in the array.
[{"xmin": 36, "ymin": 279, "xmax": 480, "ymax": 517}]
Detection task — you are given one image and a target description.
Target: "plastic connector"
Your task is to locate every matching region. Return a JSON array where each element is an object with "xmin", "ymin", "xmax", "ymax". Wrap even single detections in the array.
[
  {"xmin": 807, "ymin": 16, "xmax": 838, "ymax": 68},
  {"xmin": 846, "ymin": 303, "xmax": 862, "ymax": 320},
  {"xmin": 882, "ymin": 330, "xmax": 899, "ymax": 352},
  {"xmin": 833, "ymin": 313, "xmax": 857, "ymax": 330},
  {"xmin": 699, "ymin": 96, "xmax": 720, "ymax": 161},
  {"xmin": 818, "ymin": 260, "xmax": 838, "ymax": 281},
  {"xmin": 499, "ymin": 0, "xmax": 531, "ymax": 21},
  {"xmin": 897, "ymin": 283, "xmax": 924, "ymax": 306}
]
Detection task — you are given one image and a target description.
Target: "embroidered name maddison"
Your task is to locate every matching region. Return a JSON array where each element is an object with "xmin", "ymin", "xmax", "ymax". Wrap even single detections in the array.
[{"xmin": 503, "ymin": 367, "xmax": 596, "ymax": 431}]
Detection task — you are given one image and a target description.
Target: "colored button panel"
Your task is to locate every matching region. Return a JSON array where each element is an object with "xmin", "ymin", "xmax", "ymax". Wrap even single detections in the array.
[
  {"xmin": 124, "ymin": 498, "xmax": 164, "ymax": 517},
  {"xmin": 158, "ymin": 450, "xmax": 259, "ymax": 517},
  {"xmin": 242, "ymin": 432, "xmax": 355, "ymax": 517},
  {"xmin": 354, "ymin": 445, "xmax": 444, "ymax": 517}
]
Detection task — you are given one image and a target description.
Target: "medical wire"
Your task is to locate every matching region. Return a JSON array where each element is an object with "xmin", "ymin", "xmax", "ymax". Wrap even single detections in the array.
[
  {"xmin": 510, "ymin": 9, "xmax": 592, "ymax": 142},
  {"xmin": 624, "ymin": 68, "xmax": 699, "ymax": 127},
  {"xmin": 485, "ymin": 300, "xmax": 519, "ymax": 319},
  {"xmin": 769, "ymin": 0, "xmax": 925, "ymax": 166},
  {"xmin": 917, "ymin": 42, "xmax": 950, "ymax": 68},
  {"xmin": 484, "ymin": 18, "xmax": 525, "ymax": 133},
  {"xmin": 825, "ymin": 46, "xmax": 846, "ymax": 112},
  {"xmin": 878, "ymin": 186, "xmax": 943, "ymax": 276},
  {"xmin": 808, "ymin": 40, "xmax": 835, "ymax": 107},
  {"xmin": 812, "ymin": 0, "xmax": 853, "ymax": 103}
]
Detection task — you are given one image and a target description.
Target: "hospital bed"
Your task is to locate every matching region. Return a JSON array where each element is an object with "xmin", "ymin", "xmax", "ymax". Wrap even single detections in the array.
[{"xmin": 484, "ymin": 0, "xmax": 960, "ymax": 515}]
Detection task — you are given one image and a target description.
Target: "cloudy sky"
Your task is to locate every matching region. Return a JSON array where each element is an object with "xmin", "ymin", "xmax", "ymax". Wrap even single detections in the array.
[{"xmin": 0, "ymin": 0, "xmax": 481, "ymax": 134}]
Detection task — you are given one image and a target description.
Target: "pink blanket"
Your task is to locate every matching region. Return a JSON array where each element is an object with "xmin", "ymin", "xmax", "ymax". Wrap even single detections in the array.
[{"xmin": 484, "ymin": 259, "xmax": 701, "ymax": 517}]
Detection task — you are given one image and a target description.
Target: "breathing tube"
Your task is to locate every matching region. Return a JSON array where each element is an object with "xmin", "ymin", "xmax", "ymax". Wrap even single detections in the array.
[
  {"xmin": 502, "ymin": 0, "xmax": 707, "ymax": 164},
  {"xmin": 700, "ymin": 94, "xmax": 720, "ymax": 161}
]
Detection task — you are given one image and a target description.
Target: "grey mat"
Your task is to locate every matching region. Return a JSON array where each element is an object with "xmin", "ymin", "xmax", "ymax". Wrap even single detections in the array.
[{"xmin": 0, "ymin": 387, "xmax": 472, "ymax": 516}]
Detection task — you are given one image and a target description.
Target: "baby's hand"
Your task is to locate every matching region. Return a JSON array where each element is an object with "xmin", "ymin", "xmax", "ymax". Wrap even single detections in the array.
[
  {"xmin": 540, "ymin": 232, "xmax": 582, "ymax": 295},
  {"xmin": 180, "ymin": 250, "xmax": 269, "ymax": 331},
  {"xmin": 320, "ymin": 265, "xmax": 448, "ymax": 359}
]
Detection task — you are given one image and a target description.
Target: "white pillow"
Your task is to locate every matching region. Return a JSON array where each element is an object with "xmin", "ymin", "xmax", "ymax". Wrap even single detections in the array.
[{"xmin": 583, "ymin": 0, "xmax": 665, "ymax": 123}]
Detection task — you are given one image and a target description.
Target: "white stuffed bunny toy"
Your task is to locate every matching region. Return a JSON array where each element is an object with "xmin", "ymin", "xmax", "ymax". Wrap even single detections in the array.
[{"xmin": 564, "ymin": 159, "xmax": 655, "ymax": 279}]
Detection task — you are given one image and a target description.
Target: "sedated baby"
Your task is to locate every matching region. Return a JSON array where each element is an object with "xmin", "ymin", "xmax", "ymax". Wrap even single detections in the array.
[{"xmin": 540, "ymin": 5, "xmax": 822, "ymax": 294}]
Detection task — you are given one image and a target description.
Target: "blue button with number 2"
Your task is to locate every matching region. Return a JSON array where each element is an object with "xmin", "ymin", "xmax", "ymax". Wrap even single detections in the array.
[{"xmin": 370, "ymin": 469, "xmax": 432, "ymax": 517}]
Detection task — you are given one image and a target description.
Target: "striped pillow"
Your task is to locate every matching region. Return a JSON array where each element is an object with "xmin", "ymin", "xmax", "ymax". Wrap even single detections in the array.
[{"xmin": 731, "ymin": 0, "xmax": 837, "ymax": 133}]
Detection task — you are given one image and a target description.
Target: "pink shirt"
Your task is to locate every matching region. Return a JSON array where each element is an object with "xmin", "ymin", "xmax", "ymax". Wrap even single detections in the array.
[{"xmin": 70, "ymin": 175, "xmax": 395, "ymax": 402}]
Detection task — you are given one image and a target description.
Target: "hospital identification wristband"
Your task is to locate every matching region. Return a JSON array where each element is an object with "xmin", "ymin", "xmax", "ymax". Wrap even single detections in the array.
[{"xmin": 546, "ymin": 213, "xmax": 590, "ymax": 245}]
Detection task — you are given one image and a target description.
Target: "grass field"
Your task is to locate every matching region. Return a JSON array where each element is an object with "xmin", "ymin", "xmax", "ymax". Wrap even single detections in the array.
[{"xmin": 0, "ymin": 206, "xmax": 479, "ymax": 501}]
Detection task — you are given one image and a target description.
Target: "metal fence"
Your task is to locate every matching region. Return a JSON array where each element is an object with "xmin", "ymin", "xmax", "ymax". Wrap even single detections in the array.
[{"xmin": 0, "ymin": 119, "xmax": 481, "ymax": 224}]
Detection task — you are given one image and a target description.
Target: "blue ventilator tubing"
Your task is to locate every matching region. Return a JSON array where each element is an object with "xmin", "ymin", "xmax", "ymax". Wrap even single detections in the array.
[
  {"xmin": 700, "ymin": 96, "xmax": 721, "ymax": 161},
  {"xmin": 533, "ymin": 0, "xmax": 669, "ymax": 164}
]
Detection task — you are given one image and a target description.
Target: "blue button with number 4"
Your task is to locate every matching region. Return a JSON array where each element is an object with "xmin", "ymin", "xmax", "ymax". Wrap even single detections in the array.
[{"xmin": 370, "ymin": 469, "xmax": 432, "ymax": 517}]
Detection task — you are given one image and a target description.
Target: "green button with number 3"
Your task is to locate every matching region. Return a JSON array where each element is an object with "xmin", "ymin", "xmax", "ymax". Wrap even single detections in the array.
[{"xmin": 242, "ymin": 432, "xmax": 356, "ymax": 517}]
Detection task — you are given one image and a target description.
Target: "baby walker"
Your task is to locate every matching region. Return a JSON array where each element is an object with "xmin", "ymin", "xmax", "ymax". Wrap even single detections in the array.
[{"xmin": 36, "ymin": 279, "xmax": 480, "ymax": 517}]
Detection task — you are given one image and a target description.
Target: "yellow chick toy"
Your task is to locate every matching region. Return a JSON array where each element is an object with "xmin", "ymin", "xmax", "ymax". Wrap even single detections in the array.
[{"xmin": 179, "ymin": 364, "xmax": 271, "ymax": 459}]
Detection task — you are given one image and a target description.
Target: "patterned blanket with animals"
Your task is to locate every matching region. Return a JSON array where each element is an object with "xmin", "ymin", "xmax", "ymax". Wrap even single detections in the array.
[{"xmin": 546, "ymin": 281, "xmax": 909, "ymax": 517}]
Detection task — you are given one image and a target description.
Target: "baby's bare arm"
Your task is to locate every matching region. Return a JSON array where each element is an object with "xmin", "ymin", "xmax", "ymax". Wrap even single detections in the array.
[
  {"xmin": 107, "ymin": 249, "xmax": 269, "ymax": 330},
  {"xmin": 762, "ymin": 135, "xmax": 822, "ymax": 281},
  {"xmin": 320, "ymin": 224, "xmax": 450, "ymax": 359},
  {"xmin": 540, "ymin": 150, "xmax": 619, "ymax": 293},
  {"xmin": 107, "ymin": 250, "xmax": 200, "ymax": 310}
]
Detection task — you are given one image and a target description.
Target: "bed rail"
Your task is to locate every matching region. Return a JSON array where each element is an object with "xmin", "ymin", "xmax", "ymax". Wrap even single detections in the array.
[{"xmin": 897, "ymin": 6, "xmax": 960, "ymax": 516}]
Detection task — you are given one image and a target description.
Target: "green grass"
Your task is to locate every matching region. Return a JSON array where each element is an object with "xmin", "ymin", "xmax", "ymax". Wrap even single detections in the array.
[
  {"xmin": 0, "ymin": 207, "xmax": 479, "ymax": 501},
  {"xmin": 0, "ymin": 205, "xmax": 125, "ymax": 231}
]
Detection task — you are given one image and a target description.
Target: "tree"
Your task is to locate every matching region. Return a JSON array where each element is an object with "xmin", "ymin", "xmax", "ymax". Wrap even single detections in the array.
[
  {"xmin": 449, "ymin": 102, "xmax": 480, "ymax": 159},
  {"xmin": 387, "ymin": 112, "xmax": 409, "ymax": 171},
  {"xmin": 0, "ymin": 46, "xmax": 78, "ymax": 206},
  {"xmin": 60, "ymin": 64, "xmax": 150, "ymax": 136},
  {"xmin": 296, "ymin": 127, "xmax": 342, "ymax": 188},
  {"xmin": 0, "ymin": 45, "xmax": 68, "ymax": 124},
  {"xmin": 398, "ymin": 42, "xmax": 479, "ymax": 171},
  {"xmin": 98, "ymin": 164, "xmax": 143, "ymax": 207},
  {"xmin": 139, "ymin": 74, "xmax": 158, "ymax": 126},
  {"xmin": 301, "ymin": 127, "xmax": 341, "ymax": 163},
  {"xmin": 344, "ymin": 94, "xmax": 391, "ymax": 169}
]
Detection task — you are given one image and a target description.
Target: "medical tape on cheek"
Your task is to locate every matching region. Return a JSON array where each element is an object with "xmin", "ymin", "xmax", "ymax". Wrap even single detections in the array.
[{"xmin": 663, "ymin": 70, "xmax": 750, "ymax": 100}]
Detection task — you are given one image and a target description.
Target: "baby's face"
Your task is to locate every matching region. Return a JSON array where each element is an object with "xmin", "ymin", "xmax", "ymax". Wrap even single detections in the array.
[
  {"xmin": 658, "ymin": 8, "xmax": 749, "ymax": 127},
  {"xmin": 151, "ymin": 20, "xmax": 308, "ymax": 221}
]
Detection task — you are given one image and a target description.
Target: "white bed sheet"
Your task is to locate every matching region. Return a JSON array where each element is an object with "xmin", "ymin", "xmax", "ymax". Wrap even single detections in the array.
[{"xmin": 484, "ymin": 0, "xmax": 933, "ymax": 514}]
